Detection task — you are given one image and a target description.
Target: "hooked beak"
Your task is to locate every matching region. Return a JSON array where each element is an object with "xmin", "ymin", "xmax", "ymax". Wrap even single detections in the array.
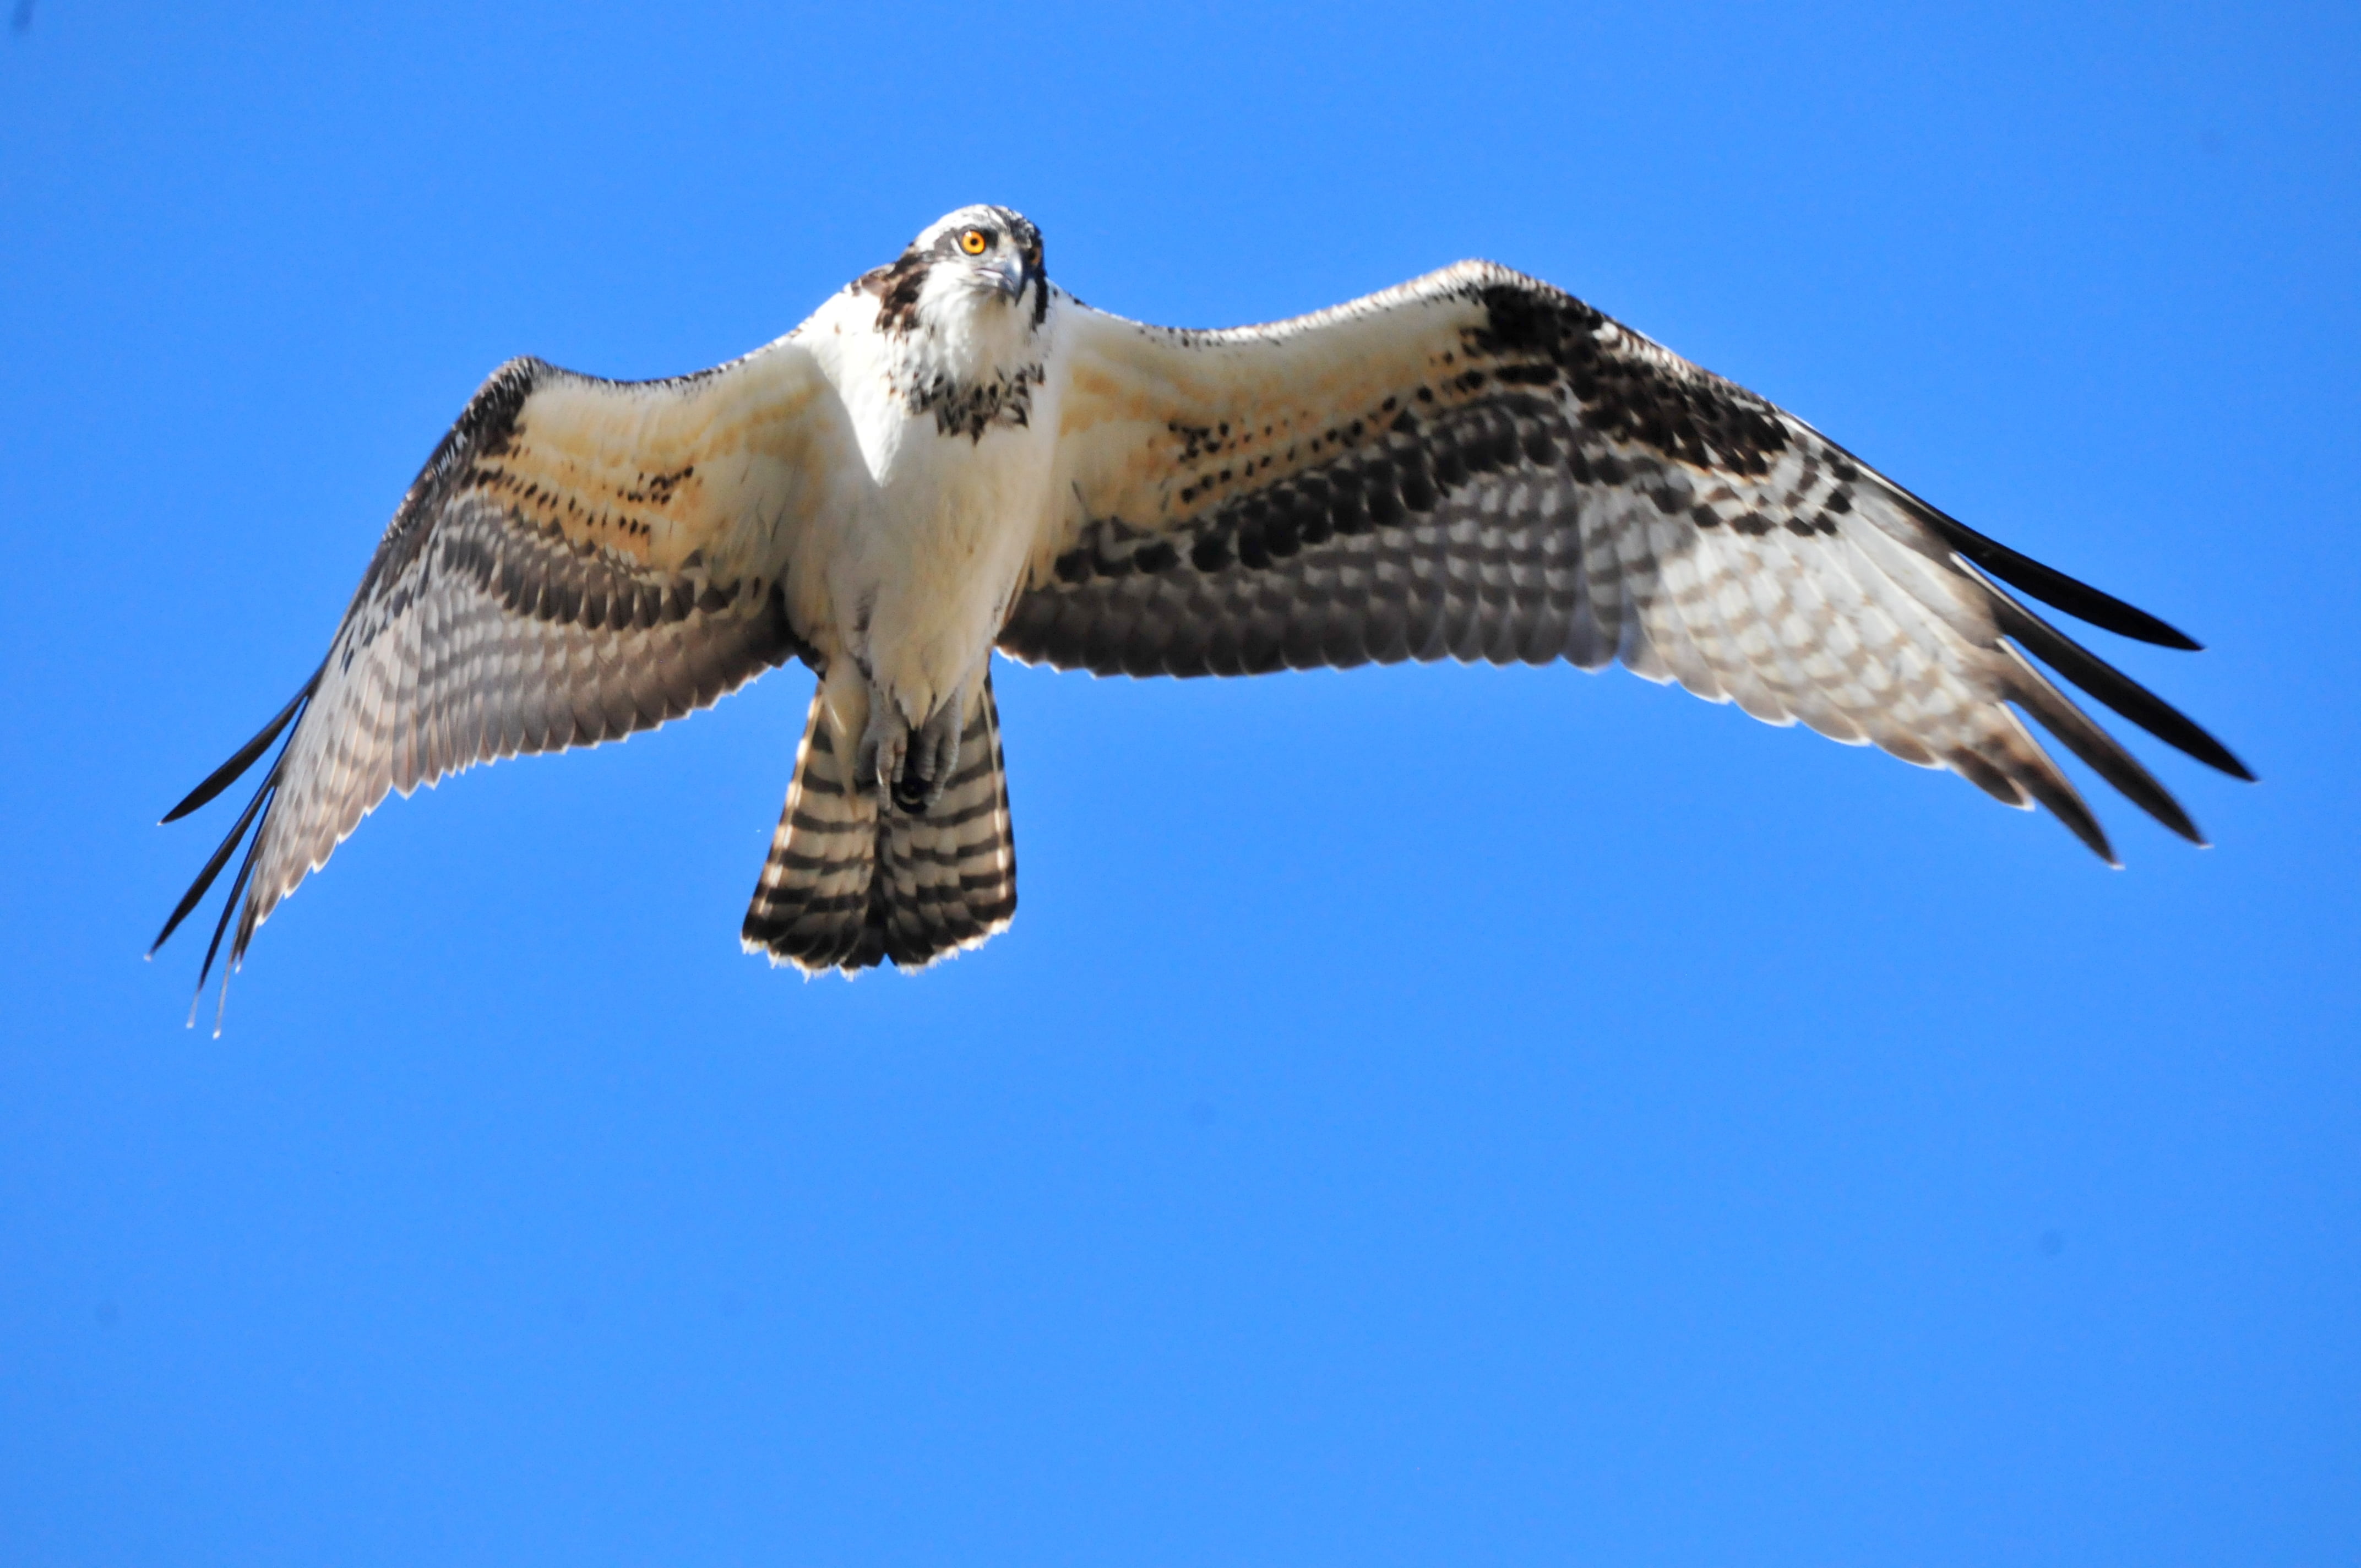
[{"xmin": 989, "ymin": 250, "xmax": 1029, "ymax": 301}]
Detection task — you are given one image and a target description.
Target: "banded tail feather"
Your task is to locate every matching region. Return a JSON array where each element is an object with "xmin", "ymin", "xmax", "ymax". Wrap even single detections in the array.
[
  {"xmin": 737, "ymin": 688, "xmax": 881, "ymax": 971},
  {"xmin": 741, "ymin": 674, "xmax": 1016, "ymax": 973}
]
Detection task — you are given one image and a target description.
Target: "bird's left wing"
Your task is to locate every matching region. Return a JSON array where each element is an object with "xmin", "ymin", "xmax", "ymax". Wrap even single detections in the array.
[
  {"xmin": 156, "ymin": 340, "xmax": 856, "ymax": 1011},
  {"xmin": 1007, "ymin": 264, "xmax": 2248, "ymax": 856}
]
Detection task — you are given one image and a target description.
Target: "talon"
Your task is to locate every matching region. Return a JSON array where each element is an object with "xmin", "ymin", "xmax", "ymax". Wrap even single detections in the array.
[{"xmin": 857, "ymin": 703, "xmax": 905, "ymax": 803}]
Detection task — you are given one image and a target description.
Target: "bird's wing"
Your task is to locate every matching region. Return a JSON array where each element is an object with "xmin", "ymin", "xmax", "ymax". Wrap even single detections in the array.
[
  {"xmin": 1011, "ymin": 263, "xmax": 2248, "ymax": 854},
  {"xmin": 157, "ymin": 341, "xmax": 858, "ymax": 1004}
]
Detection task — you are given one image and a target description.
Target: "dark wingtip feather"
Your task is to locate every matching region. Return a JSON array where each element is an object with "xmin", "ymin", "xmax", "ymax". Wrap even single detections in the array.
[
  {"xmin": 1816, "ymin": 434, "xmax": 2205, "ymax": 650},
  {"xmin": 155, "ymin": 671, "xmax": 314, "ymax": 993},
  {"xmin": 2202, "ymin": 743, "xmax": 2255, "ymax": 785},
  {"xmin": 161, "ymin": 676, "xmax": 315, "ymax": 823},
  {"xmin": 1988, "ymin": 594, "xmax": 2253, "ymax": 782},
  {"xmin": 150, "ymin": 768, "xmax": 276, "ymax": 956},
  {"xmin": 2029, "ymin": 774, "xmax": 2121, "ymax": 867},
  {"xmin": 1922, "ymin": 509, "xmax": 2202, "ymax": 650},
  {"xmin": 1995, "ymin": 643, "xmax": 2211, "ymax": 847},
  {"xmin": 187, "ymin": 790, "xmax": 271, "ymax": 1031},
  {"xmin": 1955, "ymin": 738, "xmax": 2122, "ymax": 865}
]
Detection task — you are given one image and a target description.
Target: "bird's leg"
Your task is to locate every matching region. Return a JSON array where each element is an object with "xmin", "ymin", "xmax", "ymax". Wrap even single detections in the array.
[{"xmin": 820, "ymin": 664, "xmax": 890, "ymax": 802}]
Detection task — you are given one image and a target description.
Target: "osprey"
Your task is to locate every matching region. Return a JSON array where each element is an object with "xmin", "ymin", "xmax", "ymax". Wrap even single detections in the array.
[{"xmin": 155, "ymin": 204, "xmax": 2249, "ymax": 1016}]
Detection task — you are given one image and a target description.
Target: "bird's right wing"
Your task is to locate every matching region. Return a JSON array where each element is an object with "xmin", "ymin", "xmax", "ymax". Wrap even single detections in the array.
[{"xmin": 156, "ymin": 341, "xmax": 859, "ymax": 1006}]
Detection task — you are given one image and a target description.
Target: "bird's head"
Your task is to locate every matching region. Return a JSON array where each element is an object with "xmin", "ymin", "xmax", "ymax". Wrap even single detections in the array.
[{"xmin": 863, "ymin": 205, "xmax": 1049, "ymax": 344}]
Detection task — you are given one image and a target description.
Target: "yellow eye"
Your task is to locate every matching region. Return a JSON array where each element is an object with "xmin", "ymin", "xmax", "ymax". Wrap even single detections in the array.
[{"xmin": 959, "ymin": 228, "xmax": 990, "ymax": 255}]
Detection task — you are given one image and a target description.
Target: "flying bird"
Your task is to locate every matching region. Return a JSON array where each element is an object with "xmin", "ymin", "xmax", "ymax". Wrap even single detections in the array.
[{"xmin": 154, "ymin": 204, "xmax": 2250, "ymax": 1019}]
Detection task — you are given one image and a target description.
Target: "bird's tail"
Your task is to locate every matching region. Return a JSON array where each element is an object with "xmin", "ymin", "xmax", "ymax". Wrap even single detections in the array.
[{"xmin": 741, "ymin": 674, "xmax": 1016, "ymax": 973}]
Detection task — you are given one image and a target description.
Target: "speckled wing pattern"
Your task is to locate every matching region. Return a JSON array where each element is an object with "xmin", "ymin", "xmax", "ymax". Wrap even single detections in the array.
[
  {"xmin": 1008, "ymin": 263, "xmax": 2249, "ymax": 854},
  {"xmin": 154, "ymin": 345, "xmax": 847, "ymax": 1014}
]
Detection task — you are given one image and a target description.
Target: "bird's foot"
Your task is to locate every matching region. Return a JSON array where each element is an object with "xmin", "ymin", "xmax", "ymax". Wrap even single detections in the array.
[{"xmin": 856, "ymin": 690, "xmax": 965, "ymax": 815}]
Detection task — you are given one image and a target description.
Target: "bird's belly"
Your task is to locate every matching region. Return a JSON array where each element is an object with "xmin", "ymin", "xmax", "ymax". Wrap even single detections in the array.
[{"xmin": 836, "ymin": 429, "xmax": 1053, "ymax": 723}]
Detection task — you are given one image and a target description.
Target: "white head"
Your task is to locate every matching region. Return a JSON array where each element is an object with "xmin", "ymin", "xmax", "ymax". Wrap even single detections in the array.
[
  {"xmin": 858, "ymin": 204, "xmax": 1048, "ymax": 344},
  {"xmin": 850, "ymin": 205, "xmax": 1052, "ymax": 439}
]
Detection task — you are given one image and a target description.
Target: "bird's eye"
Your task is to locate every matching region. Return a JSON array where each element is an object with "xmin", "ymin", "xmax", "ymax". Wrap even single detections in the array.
[{"xmin": 959, "ymin": 228, "xmax": 991, "ymax": 255}]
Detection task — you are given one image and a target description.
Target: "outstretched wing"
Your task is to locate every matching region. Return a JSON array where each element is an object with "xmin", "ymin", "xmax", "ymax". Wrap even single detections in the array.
[
  {"xmin": 1008, "ymin": 263, "xmax": 2248, "ymax": 853},
  {"xmin": 156, "ymin": 341, "xmax": 856, "ymax": 1009}
]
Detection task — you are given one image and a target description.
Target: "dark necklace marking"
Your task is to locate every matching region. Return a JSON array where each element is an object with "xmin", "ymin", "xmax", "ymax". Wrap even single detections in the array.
[{"xmin": 908, "ymin": 363, "xmax": 1043, "ymax": 442}]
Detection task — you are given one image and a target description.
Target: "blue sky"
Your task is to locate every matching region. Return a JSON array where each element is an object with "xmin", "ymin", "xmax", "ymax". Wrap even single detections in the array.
[{"xmin": 3, "ymin": 1, "xmax": 2356, "ymax": 1562}]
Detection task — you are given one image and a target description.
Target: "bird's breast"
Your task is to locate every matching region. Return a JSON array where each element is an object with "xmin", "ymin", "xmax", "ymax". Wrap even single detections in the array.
[{"xmin": 829, "ymin": 401, "xmax": 1061, "ymax": 716}]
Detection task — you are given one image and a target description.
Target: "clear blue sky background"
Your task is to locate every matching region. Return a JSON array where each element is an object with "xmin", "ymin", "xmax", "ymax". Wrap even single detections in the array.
[{"xmin": 3, "ymin": 2, "xmax": 2355, "ymax": 1562}]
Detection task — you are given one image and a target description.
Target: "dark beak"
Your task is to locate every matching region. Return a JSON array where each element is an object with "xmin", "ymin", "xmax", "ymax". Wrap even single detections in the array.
[{"xmin": 991, "ymin": 251, "xmax": 1029, "ymax": 300}]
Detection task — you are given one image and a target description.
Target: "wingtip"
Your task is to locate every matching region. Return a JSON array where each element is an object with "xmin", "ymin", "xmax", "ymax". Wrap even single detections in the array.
[
  {"xmin": 162, "ymin": 676, "xmax": 317, "ymax": 825},
  {"xmin": 1992, "ymin": 597, "xmax": 2253, "ymax": 784},
  {"xmin": 2189, "ymin": 737, "xmax": 2255, "ymax": 783},
  {"xmin": 2099, "ymin": 606, "xmax": 2203, "ymax": 652},
  {"xmin": 1880, "ymin": 479, "xmax": 2210, "ymax": 652}
]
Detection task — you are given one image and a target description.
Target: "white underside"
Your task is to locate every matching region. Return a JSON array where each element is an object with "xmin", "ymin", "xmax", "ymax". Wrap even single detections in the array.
[{"xmin": 793, "ymin": 280, "xmax": 1064, "ymax": 743}]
